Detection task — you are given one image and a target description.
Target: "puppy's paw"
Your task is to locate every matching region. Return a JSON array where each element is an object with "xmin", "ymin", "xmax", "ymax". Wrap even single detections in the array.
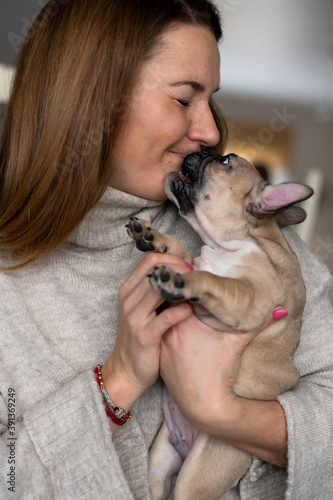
[
  {"xmin": 126, "ymin": 217, "xmax": 171, "ymax": 254},
  {"xmin": 149, "ymin": 266, "xmax": 187, "ymax": 301},
  {"xmin": 125, "ymin": 217, "xmax": 157, "ymax": 252}
]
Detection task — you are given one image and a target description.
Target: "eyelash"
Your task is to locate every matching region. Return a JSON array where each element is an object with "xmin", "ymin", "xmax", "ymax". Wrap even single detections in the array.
[{"xmin": 177, "ymin": 100, "xmax": 189, "ymax": 107}]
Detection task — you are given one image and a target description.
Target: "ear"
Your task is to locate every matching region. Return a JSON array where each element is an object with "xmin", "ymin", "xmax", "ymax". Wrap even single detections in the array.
[
  {"xmin": 247, "ymin": 182, "xmax": 313, "ymax": 221},
  {"xmin": 275, "ymin": 206, "xmax": 307, "ymax": 227}
]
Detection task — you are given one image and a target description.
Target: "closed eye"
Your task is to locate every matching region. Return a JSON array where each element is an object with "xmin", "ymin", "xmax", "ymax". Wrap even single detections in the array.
[{"xmin": 177, "ymin": 100, "xmax": 189, "ymax": 107}]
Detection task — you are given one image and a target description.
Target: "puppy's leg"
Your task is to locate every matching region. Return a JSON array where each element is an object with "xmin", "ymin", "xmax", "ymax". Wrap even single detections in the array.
[
  {"xmin": 149, "ymin": 267, "xmax": 267, "ymax": 330},
  {"xmin": 174, "ymin": 434, "xmax": 252, "ymax": 500},
  {"xmin": 149, "ymin": 421, "xmax": 183, "ymax": 500},
  {"xmin": 126, "ymin": 217, "xmax": 192, "ymax": 262}
]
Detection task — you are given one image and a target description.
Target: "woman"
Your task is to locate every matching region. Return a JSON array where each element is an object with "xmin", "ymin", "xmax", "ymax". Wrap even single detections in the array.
[{"xmin": 0, "ymin": 1, "xmax": 332, "ymax": 498}]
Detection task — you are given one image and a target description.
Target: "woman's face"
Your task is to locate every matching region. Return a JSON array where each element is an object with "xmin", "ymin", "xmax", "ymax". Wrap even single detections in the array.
[{"xmin": 109, "ymin": 25, "xmax": 221, "ymax": 200}]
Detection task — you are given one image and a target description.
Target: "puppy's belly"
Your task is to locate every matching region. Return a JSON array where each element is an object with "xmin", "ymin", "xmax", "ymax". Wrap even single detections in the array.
[
  {"xmin": 194, "ymin": 242, "xmax": 263, "ymax": 276},
  {"xmin": 163, "ymin": 389, "xmax": 199, "ymax": 461}
]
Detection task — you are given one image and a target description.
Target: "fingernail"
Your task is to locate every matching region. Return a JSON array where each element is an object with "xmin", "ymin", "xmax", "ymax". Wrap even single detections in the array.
[
  {"xmin": 185, "ymin": 262, "xmax": 193, "ymax": 271},
  {"xmin": 272, "ymin": 308, "xmax": 288, "ymax": 321}
]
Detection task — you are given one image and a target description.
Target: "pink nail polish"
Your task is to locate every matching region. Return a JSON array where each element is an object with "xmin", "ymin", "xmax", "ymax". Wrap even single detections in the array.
[
  {"xmin": 272, "ymin": 308, "xmax": 288, "ymax": 321},
  {"xmin": 185, "ymin": 262, "xmax": 194, "ymax": 271}
]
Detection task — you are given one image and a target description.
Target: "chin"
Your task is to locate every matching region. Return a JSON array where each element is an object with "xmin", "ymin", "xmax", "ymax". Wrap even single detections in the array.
[
  {"xmin": 139, "ymin": 186, "xmax": 168, "ymax": 201},
  {"xmin": 152, "ymin": 192, "xmax": 169, "ymax": 202}
]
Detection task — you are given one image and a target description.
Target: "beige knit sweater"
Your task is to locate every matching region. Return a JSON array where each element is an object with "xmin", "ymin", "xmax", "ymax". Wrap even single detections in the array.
[{"xmin": 0, "ymin": 187, "xmax": 332, "ymax": 500}]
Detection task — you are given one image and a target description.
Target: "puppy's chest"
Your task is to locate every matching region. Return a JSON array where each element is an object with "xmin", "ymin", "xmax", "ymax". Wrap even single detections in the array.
[{"xmin": 193, "ymin": 241, "xmax": 263, "ymax": 277}]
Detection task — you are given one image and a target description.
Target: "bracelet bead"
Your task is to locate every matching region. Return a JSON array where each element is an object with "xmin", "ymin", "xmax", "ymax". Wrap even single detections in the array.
[{"xmin": 95, "ymin": 365, "xmax": 131, "ymax": 425}]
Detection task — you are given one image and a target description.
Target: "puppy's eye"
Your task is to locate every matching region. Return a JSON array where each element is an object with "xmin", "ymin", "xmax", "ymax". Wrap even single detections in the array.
[{"xmin": 218, "ymin": 154, "xmax": 233, "ymax": 171}]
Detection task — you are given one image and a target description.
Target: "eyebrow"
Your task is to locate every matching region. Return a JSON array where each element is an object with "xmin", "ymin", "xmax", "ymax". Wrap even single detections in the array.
[{"xmin": 170, "ymin": 80, "xmax": 220, "ymax": 93}]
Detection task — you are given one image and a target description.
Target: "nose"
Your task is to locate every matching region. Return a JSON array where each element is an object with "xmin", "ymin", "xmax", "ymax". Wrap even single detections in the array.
[{"xmin": 187, "ymin": 103, "xmax": 220, "ymax": 148}]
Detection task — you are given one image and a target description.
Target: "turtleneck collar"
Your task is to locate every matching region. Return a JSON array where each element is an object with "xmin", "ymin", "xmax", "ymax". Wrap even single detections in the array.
[{"xmin": 66, "ymin": 186, "xmax": 167, "ymax": 251}]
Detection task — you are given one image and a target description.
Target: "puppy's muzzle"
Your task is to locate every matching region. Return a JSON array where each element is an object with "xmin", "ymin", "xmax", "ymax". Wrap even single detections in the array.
[{"xmin": 165, "ymin": 152, "xmax": 236, "ymax": 214}]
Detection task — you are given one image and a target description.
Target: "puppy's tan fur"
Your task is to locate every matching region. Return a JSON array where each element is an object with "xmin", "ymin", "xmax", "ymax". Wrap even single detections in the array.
[{"xmin": 127, "ymin": 153, "xmax": 313, "ymax": 500}]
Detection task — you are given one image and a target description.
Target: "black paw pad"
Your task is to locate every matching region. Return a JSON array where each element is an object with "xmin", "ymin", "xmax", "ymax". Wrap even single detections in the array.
[
  {"xmin": 160, "ymin": 267, "xmax": 170, "ymax": 282},
  {"xmin": 134, "ymin": 221, "xmax": 143, "ymax": 233},
  {"xmin": 174, "ymin": 275, "xmax": 185, "ymax": 288},
  {"xmin": 161, "ymin": 290, "xmax": 185, "ymax": 302},
  {"xmin": 145, "ymin": 231, "xmax": 154, "ymax": 241},
  {"xmin": 136, "ymin": 240, "xmax": 155, "ymax": 252}
]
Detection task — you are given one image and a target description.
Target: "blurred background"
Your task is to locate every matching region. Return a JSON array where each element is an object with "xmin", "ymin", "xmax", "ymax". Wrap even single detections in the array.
[
  {"xmin": 216, "ymin": 0, "xmax": 333, "ymax": 271},
  {"xmin": 0, "ymin": 0, "xmax": 332, "ymax": 270}
]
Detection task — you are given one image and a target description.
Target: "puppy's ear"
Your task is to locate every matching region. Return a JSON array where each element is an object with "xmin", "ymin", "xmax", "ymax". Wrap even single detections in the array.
[
  {"xmin": 247, "ymin": 182, "xmax": 313, "ymax": 222},
  {"xmin": 275, "ymin": 206, "xmax": 307, "ymax": 227}
]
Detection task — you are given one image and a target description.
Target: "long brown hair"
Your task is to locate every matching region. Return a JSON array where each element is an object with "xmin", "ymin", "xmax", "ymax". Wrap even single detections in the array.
[{"xmin": 0, "ymin": 0, "xmax": 227, "ymax": 268}]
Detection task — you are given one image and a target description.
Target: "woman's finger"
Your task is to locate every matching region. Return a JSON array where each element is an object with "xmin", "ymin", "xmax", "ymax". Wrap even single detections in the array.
[
  {"xmin": 150, "ymin": 302, "xmax": 193, "ymax": 338},
  {"xmin": 121, "ymin": 252, "xmax": 190, "ymax": 297},
  {"xmin": 254, "ymin": 307, "xmax": 289, "ymax": 335},
  {"xmin": 124, "ymin": 286, "xmax": 165, "ymax": 325},
  {"xmin": 272, "ymin": 307, "xmax": 288, "ymax": 321},
  {"xmin": 120, "ymin": 257, "xmax": 191, "ymax": 314}
]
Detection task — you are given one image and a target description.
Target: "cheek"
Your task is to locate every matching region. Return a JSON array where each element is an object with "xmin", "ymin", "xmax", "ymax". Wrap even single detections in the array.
[
  {"xmin": 145, "ymin": 103, "xmax": 174, "ymax": 137},
  {"xmin": 144, "ymin": 98, "xmax": 188, "ymax": 142},
  {"xmin": 198, "ymin": 184, "xmax": 231, "ymax": 216},
  {"xmin": 121, "ymin": 96, "xmax": 189, "ymax": 170}
]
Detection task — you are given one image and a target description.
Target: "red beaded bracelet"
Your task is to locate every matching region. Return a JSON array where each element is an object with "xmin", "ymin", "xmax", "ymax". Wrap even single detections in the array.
[{"xmin": 95, "ymin": 365, "xmax": 131, "ymax": 426}]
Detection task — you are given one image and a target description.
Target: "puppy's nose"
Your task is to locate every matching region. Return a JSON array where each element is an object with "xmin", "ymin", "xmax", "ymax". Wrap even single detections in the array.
[{"xmin": 183, "ymin": 152, "xmax": 210, "ymax": 170}]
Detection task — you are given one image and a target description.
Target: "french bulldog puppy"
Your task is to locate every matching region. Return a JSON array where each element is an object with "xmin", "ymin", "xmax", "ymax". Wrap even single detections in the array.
[{"xmin": 126, "ymin": 152, "xmax": 313, "ymax": 500}]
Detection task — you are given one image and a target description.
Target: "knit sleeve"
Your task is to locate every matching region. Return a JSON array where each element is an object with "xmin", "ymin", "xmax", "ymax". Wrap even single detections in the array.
[
  {"xmin": 0, "ymin": 371, "xmax": 150, "ymax": 499},
  {"xmin": 277, "ymin": 228, "xmax": 333, "ymax": 499}
]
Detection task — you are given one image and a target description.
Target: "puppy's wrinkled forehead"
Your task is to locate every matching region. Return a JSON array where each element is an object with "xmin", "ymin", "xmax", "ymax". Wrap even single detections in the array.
[
  {"xmin": 185, "ymin": 152, "xmax": 237, "ymax": 169},
  {"xmin": 183, "ymin": 152, "xmax": 237, "ymax": 174},
  {"xmin": 184, "ymin": 152, "xmax": 262, "ymax": 184}
]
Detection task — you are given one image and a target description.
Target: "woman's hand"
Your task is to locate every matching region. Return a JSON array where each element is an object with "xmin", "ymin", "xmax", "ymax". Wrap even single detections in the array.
[
  {"xmin": 160, "ymin": 314, "xmax": 256, "ymax": 427},
  {"xmin": 101, "ymin": 253, "xmax": 193, "ymax": 419},
  {"xmin": 160, "ymin": 310, "xmax": 288, "ymax": 467}
]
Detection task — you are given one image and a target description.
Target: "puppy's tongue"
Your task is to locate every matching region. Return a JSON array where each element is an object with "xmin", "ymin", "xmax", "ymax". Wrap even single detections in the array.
[{"xmin": 178, "ymin": 172, "xmax": 191, "ymax": 184}]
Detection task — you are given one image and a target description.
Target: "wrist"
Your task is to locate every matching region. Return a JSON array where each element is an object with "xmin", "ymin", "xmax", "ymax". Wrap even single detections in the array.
[
  {"xmin": 190, "ymin": 392, "xmax": 247, "ymax": 438},
  {"xmin": 100, "ymin": 363, "xmax": 146, "ymax": 414},
  {"xmin": 200, "ymin": 395, "xmax": 288, "ymax": 467}
]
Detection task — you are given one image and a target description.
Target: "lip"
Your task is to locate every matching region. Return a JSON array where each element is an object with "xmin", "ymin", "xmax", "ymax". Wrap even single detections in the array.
[
  {"xmin": 165, "ymin": 170, "xmax": 194, "ymax": 215},
  {"xmin": 170, "ymin": 151, "xmax": 201, "ymax": 158},
  {"xmin": 170, "ymin": 152, "xmax": 187, "ymax": 159},
  {"xmin": 177, "ymin": 172, "xmax": 192, "ymax": 184}
]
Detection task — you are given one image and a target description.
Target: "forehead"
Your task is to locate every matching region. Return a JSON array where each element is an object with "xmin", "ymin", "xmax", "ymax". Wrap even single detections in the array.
[{"xmin": 141, "ymin": 25, "xmax": 220, "ymax": 89}]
